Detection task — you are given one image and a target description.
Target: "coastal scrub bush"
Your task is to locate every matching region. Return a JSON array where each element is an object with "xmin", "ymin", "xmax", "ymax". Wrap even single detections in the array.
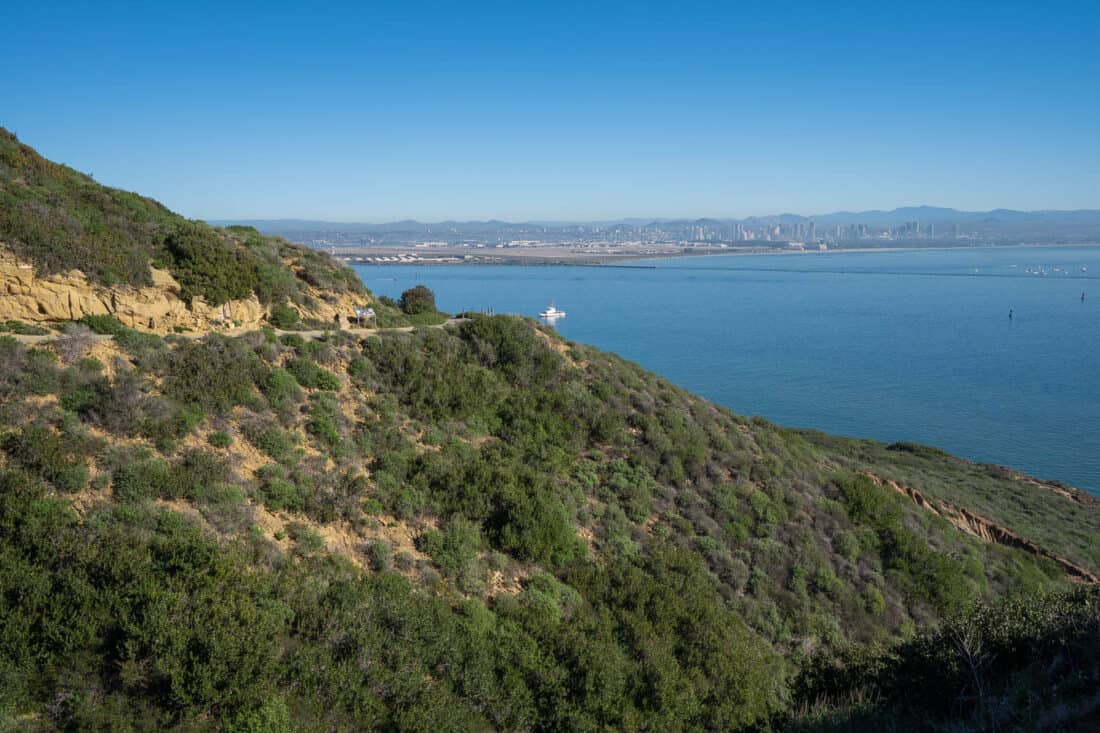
[
  {"xmin": 207, "ymin": 430, "xmax": 233, "ymax": 449},
  {"xmin": 253, "ymin": 260, "xmax": 299, "ymax": 305},
  {"xmin": 114, "ymin": 327, "xmax": 168, "ymax": 365},
  {"xmin": 163, "ymin": 222, "xmax": 258, "ymax": 305},
  {"xmin": 279, "ymin": 333, "xmax": 306, "ymax": 350},
  {"xmin": 224, "ymin": 697, "xmax": 293, "ymax": 733},
  {"xmin": 398, "ymin": 285, "xmax": 436, "ymax": 315},
  {"xmin": 602, "ymin": 459, "xmax": 656, "ymax": 522},
  {"xmin": 9, "ymin": 347, "xmax": 63, "ymax": 396},
  {"xmin": 0, "ymin": 320, "xmax": 49, "ymax": 335},
  {"xmin": 165, "ymin": 337, "xmax": 263, "ymax": 412},
  {"xmin": 491, "ymin": 482, "xmax": 585, "ymax": 566},
  {"xmin": 80, "ymin": 314, "xmax": 127, "ymax": 336},
  {"xmin": 293, "ymin": 248, "xmax": 366, "ymax": 295},
  {"xmin": 305, "ymin": 394, "xmax": 346, "ymax": 452},
  {"xmin": 112, "ymin": 456, "xmax": 175, "ymax": 502},
  {"xmin": 456, "ymin": 315, "xmax": 563, "ymax": 388},
  {"xmin": 365, "ymin": 541, "xmax": 392, "ymax": 572},
  {"xmin": 261, "ymin": 368, "xmax": 303, "ymax": 409},
  {"xmin": 244, "ymin": 421, "xmax": 299, "ymax": 463},
  {"xmin": 286, "ymin": 358, "xmax": 340, "ymax": 391},
  {"xmin": 836, "ymin": 474, "xmax": 972, "ymax": 614},
  {"xmin": 267, "ymin": 304, "xmax": 299, "ymax": 329},
  {"xmin": 794, "ymin": 586, "xmax": 1100, "ymax": 729},
  {"xmin": 1, "ymin": 423, "xmax": 89, "ymax": 492},
  {"xmin": 287, "ymin": 522, "xmax": 325, "ymax": 556},
  {"xmin": 139, "ymin": 399, "xmax": 204, "ymax": 453},
  {"xmin": 417, "ymin": 515, "xmax": 484, "ymax": 576},
  {"xmin": 269, "ymin": 479, "xmax": 304, "ymax": 512}
]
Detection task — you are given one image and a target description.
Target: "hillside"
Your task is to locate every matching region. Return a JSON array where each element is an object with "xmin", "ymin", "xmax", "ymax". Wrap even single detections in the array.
[
  {"xmin": 0, "ymin": 135, "xmax": 1098, "ymax": 731},
  {"xmin": 0, "ymin": 128, "xmax": 367, "ymax": 332}
]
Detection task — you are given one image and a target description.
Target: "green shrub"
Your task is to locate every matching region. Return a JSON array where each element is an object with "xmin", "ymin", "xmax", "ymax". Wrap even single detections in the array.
[
  {"xmin": 77, "ymin": 356, "xmax": 104, "ymax": 372},
  {"xmin": 492, "ymin": 484, "xmax": 585, "ymax": 566},
  {"xmin": 261, "ymin": 477, "xmax": 303, "ymax": 512},
  {"xmin": 417, "ymin": 516, "xmax": 484, "ymax": 576},
  {"xmin": 286, "ymin": 358, "xmax": 340, "ymax": 390},
  {"xmin": 113, "ymin": 457, "xmax": 174, "ymax": 502},
  {"xmin": 245, "ymin": 422, "xmax": 298, "ymax": 462},
  {"xmin": 165, "ymin": 337, "xmax": 262, "ymax": 411},
  {"xmin": 267, "ymin": 304, "xmax": 300, "ymax": 329},
  {"xmin": 399, "ymin": 285, "xmax": 436, "ymax": 315},
  {"xmin": 1, "ymin": 423, "xmax": 89, "ymax": 492},
  {"xmin": 225, "ymin": 697, "xmax": 293, "ymax": 733},
  {"xmin": 602, "ymin": 459, "xmax": 656, "ymax": 522},
  {"xmin": 365, "ymin": 541, "xmax": 392, "ymax": 572},
  {"xmin": 405, "ymin": 310, "xmax": 449, "ymax": 326},
  {"xmin": 112, "ymin": 449, "xmax": 230, "ymax": 503},
  {"xmin": 207, "ymin": 431, "xmax": 234, "ymax": 449},
  {"xmin": 141, "ymin": 401, "xmax": 204, "ymax": 452},
  {"xmin": 113, "ymin": 327, "xmax": 167, "ymax": 363},
  {"xmin": 0, "ymin": 320, "xmax": 49, "ymax": 335},
  {"xmin": 80, "ymin": 314, "xmax": 128, "ymax": 336},
  {"xmin": 278, "ymin": 333, "xmax": 306, "ymax": 350},
  {"xmin": 286, "ymin": 522, "xmax": 325, "ymax": 555},
  {"xmin": 837, "ymin": 474, "xmax": 972, "ymax": 614},
  {"xmin": 261, "ymin": 367, "xmax": 303, "ymax": 407},
  {"xmin": 307, "ymin": 411, "xmax": 342, "ymax": 450},
  {"xmin": 164, "ymin": 222, "xmax": 258, "ymax": 305},
  {"xmin": 253, "ymin": 260, "xmax": 299, "ymax": 305}
]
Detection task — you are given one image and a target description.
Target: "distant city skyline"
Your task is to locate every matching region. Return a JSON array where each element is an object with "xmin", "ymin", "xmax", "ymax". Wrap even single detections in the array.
[
  {"xmin": 228, "ymin": 206, "xmax": 1100, "ymax": 252},
  {"xmin": 5, "ymin": 1, "xmax": 1098, "ymax": 221}
]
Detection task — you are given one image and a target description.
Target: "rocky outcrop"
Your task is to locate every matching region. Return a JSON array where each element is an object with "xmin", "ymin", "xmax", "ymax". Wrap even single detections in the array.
[
  {"xmin": 0, "ymin": 246, "xmax": 367, "ymax": 333},
  {"xmin": 864, "ymin": 473, "xmax": 1099, "ymax": 584}
]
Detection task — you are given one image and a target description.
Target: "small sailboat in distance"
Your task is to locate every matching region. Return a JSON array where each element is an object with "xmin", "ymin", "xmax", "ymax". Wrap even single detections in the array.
[{"xmin": 539, "ymin": 302, "xmax": 566, "ymax": 320}]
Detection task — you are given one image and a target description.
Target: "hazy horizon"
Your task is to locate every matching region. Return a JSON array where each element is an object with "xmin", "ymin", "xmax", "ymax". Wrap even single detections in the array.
[{"xmin": 214, "ymin": 205, "xmax": 1100, "ymax": 228}]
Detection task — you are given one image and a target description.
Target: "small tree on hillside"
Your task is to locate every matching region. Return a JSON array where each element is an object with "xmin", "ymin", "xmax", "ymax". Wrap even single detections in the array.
[{"xmin": 399, "ymin": 285, "xmax": 436, "ymax": 315}]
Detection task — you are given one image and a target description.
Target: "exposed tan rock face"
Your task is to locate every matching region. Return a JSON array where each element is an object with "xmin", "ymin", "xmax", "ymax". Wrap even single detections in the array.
[
  {"xmin": 297, "ymin": 287, "xmax": 366, "ymax": 330},
  {"xmin": 863, "ymin": 473, "xmax": 1100, "ymax": 584},
  {"xmin": 0, "ymin": 246, "xmax": 367, "ymax": 333}
]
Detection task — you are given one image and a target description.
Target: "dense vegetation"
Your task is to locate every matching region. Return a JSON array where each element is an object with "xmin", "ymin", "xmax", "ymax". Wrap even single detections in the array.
[
  {"xmin": 0, "ymin": 314, "xmax": 1097, "ymax": 730},
  {"xmin": 1, "ymin": 132, "xmax": 1097, "ymax": 731},
  {"xmin": 0, "ymin": 128, "xmax": 365, "ymax": 307},
  {"xmin": 793, "ymin": 586, "xmax": 1100, "ymax": 731}
]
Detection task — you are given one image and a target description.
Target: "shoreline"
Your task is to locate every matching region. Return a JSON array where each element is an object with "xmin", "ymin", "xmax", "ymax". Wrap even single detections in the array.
[{"xmin": 337, "ymin": 241, "xmax": 1100, "ymax": 267}]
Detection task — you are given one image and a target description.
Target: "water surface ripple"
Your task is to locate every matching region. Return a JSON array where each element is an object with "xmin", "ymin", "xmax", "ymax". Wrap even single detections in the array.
[{"xmin": 355, "ymin": 246, "xmax": 1100, "ymax": 494}]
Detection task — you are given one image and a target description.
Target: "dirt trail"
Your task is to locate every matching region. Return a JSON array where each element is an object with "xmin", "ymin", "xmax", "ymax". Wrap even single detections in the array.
[{"xmin": 8, "ymin": 319, "xmax": 466, "ymax": 345}]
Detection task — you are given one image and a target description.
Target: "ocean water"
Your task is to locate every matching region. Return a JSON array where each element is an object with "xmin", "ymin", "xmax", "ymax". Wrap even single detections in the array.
[{"xmin": 353, "ymin": 245, "xmax": 1100, "ymax": 494}]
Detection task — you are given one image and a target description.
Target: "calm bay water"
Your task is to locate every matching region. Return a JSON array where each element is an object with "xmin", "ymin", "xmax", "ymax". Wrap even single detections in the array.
[{"xmin": 354, "ymin": 245, "xmax": 1100, "ymax": 494}]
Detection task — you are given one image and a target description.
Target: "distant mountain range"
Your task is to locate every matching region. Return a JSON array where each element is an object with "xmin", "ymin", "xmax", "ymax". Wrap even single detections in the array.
[{"xmin": 215, "ymin": 206, "xmax": 1100, "ymax": 233}]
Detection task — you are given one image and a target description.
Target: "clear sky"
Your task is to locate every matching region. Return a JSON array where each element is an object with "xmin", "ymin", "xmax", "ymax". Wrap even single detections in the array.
[{"xmin": 4, "ymin": 0, "xmax": 1099, "ymax": 221}]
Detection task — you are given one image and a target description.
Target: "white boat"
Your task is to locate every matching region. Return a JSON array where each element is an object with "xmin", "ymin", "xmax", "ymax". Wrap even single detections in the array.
[
  {"xmin": 1084, "ymin": 266, "xmax": 1089, "ymax": 273},
  {"xmin": 539, "ymin": 303, "xmax": 566, "ymax": 319}
]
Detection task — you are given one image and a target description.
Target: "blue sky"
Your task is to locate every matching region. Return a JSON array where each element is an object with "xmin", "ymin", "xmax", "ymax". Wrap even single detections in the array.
[{"xmin": 4, "ymin": 1, "xmax": 1099, "ymax": 221}]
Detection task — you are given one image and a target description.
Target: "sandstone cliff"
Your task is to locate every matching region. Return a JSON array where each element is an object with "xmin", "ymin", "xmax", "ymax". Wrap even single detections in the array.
[{"xmin": 0, "ymin": 245, "xmax": 367, "ymax": 333}]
